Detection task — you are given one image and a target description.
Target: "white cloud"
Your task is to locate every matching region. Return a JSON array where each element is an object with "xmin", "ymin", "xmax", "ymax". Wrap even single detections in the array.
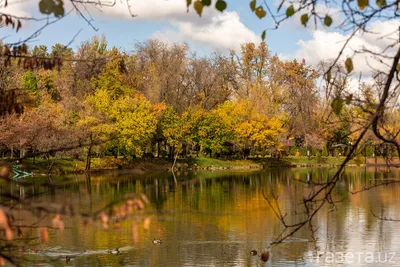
[
  {"xmin": 94, "ymin": 0, "xmax": 187, "ymax": 20},
  {"xmin": 0, "ymin": 0, "xmax": 33, "ymax": 17},
  {"xmin": 294, "ymin": 20, "xmax": 399, "ymax": 75},
  {"xmin": 152, "ymin": 11, "xmax": 260, "ymax": 51},
  {"xmin": 102, "ymin": 0, "xmax": 260, "ymax": 51}
]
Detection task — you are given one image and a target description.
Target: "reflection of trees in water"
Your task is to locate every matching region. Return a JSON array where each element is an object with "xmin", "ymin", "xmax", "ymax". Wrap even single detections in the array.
[{"xmin": 1, "ymin": 168, "xmax": 400, "ymax": 265}]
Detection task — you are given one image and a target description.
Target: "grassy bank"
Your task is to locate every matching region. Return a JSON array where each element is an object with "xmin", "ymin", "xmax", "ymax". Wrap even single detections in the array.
[{"xmin": 0, "ymin": 155, "xmax": 384, "ymax": 176}]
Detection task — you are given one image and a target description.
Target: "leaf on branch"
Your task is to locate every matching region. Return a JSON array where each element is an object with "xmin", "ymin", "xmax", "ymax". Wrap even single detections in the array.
[
  {"xmin": 16, "ymin": 20, "xmax": 22, "ymax": 32},
  {"xmin": 345, "ymin": 57, "xmax": 354, "ymax": 73},
  {"xmin": 194, "ymin": 1, "xmax": 203, "ymax": 16},
  {"xmin": 215, "ymin": 0, "xmax": 227, "ymax": 12},
  {"xmin": 250, "ymin": 0, "xmax": 256, "ymax": 11},
  {"xmin": 53, "ymin": 4, "xmax": 64, "ymax": 18},
  {"xmin": 300, "ymin": 14, "xmax": 308, "ymax": 26},
  {"xmin": 38, "ymin": 227, "xmax": 49, "ymax": 244},
  {"xmin": 261, "ymin": 30, "xmax": 266, "ymax": 41},
  {"xmin": 143, "ymin": 217, "xmax": 151, "ymax": 230},
  {"xmin": 201, "ymin": 0, "xmax": 211, "ymax": 6},
  {"xmin": 186, "ymin": 0, "xmax": 192, "ymax": 12},
  {"xmin": 326, "ymin": 71, "xmax": 331, "ymax": 82},
  {"xmin": 331, "ymin": 97, "xmax": 343, "ymax": 115},
  {"xmin": 324, "ymin": 15, "xmax": 332, "ymax": 27},
  {"xmin": 0, "ymin": 208, "xmax": 13, "ymax": 241},
  {"xmin": 255, "ymin": 6, "xmax": 266, "ymax": 19},
  {"xmin": 52, "ymin": 214, "xmax": 65, "ymax": 230},
  {"xmin": 39, "ymin": 0, "xmax": 64, "ymax": 17},
  {"xmin": 357, "ymin": 0, "xmax": 369, "ymax": 10},
  {"xmin": 376, "ymin": 0, "xmax": 386, "ymax": 7},
  {"xmin": 140, "ymin": 193, "xmax": 150, "ymax": 204},
  {"xmin": 39, "ymin": 0, "xmax": 53, "ymax": 15},
  {"xmin": 134, "ymin": 199, "xmax": 144, "ymax": 210},
  {"xmin": 397, "ymin": 63, "xmax": 400, "ymax": 73},
  {"xmin": 286, "ymin": 5, "xmax": 295, "ymax": 17}
]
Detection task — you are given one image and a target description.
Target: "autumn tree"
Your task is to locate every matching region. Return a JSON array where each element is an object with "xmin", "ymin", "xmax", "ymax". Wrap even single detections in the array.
[{"xmin": 216, "ymin": 100, "xmax": 286, "ymax": 158}]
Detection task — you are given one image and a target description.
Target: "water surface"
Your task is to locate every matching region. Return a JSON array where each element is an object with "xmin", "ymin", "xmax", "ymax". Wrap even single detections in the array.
[{"xmin": 4, "ymin": 166, "xmax": 400, "ymax": 266}]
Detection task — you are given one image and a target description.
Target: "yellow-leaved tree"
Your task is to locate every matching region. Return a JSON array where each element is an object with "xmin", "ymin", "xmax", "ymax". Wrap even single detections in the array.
[{"xmin": 216, "ymin": 100, "xmax": 286, "ymax": 158}]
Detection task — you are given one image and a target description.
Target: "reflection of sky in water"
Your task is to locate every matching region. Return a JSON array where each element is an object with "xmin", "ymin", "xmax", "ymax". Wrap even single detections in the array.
[{"xmin": 7, "ymin": 166, "xmax": 400, "ymax": 266}]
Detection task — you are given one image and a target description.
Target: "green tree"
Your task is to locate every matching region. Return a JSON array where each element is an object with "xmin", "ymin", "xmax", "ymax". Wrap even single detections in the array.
[{"xmin": 21, "ymin": 71, "xmax": 38, "ymax": 93}]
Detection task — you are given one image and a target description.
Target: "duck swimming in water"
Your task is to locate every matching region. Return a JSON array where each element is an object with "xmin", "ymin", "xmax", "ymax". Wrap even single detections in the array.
[
  {"xmin": 250, "ymin": 250, "xmax": 257, "ymax": 256},
  {"xmin": 152, "ymin": 239, "xmax": 162, "ymax": 244},
  {"xmin": 108, "ymin": 248, "xmax": 120, "ymax": 255},
  {"xmin": 66, "ymin": 256, "xmax": 71, "ymax": 263}
]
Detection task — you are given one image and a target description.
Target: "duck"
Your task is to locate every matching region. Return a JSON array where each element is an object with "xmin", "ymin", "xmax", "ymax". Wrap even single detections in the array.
[
  {"xmin": 66, "ymin": 256, "xmax": 71, "ymax": 263},
  {"xmin": 250, "ymin": 250, "xmax": 257, "ymax": 256},
  {"xmin": 261, "ymin": 250, "xmax": 270, "ymax": 262},
  {"xmin": 152, "ymin": 239, "xmax": 163, "ymax": 245},
  {"xmin": 108, "ymin": 248, "xmax": 120, "ymax": 255}
]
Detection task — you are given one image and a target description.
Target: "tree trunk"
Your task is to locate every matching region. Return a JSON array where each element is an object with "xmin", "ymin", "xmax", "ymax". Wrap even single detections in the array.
[
  {"xmin": 169, "ymin": 145, "xmax": 174, "ymax": 159},
  {"xmin": 172, "ymin": 152, "xmax": 178, "ymax": 171},
  {"xmin": 85, "ymin": 134, "xmax": 93, "ymax": 171}
]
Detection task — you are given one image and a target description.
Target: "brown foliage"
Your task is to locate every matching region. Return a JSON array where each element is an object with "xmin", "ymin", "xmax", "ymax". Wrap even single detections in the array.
[
  {"xmin": 38, "ymin": 227, "xmax": 49, "ymax": 244},
  {"xmin": 0, "ymin": 208, "xmax": 13, "ymax": 241}
]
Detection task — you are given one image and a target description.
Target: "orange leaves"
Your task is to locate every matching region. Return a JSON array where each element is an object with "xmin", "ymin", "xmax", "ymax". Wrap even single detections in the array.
[
  {"xmin": 0, "ymin": 167, "xmax": 10, "ymax": 178},
  {"xmin": 153, "ymin": 102, "xmax": 167, "ymax": 117},
  {"xmin": 140, "ymin": 193, "xmax": 150, "ymax": 205},
  {"xmin": 52, "ymin": 214, "xmax": 65, "ymax": 231},
  {"xmin": 143, "ymin": 217, "xmax": 151, "ymax": 231},
  {"xmin": 0, "ymin": 208, "xmax": 13, "ymax": 241},
  {"xmin": 132, "ymin": 223, "xmax": 139, "ymax": 243},
  {"xmin": 38, "ymin": 227, "xmax": 49, "ymax": 244},
  {"xmin": 127, "ymin": 195, "xmax": 147, "ymax": 211},
  {"xmin": 100, "ymin": 212, "xmax": 109, "ymax": 230},
  {"xmin": 98, "ymin": 193, "xmax": 150, "ymax": 231},
  {"xmin": 133, "ymin": 199, "xmax": 144, "ymax": 210}
]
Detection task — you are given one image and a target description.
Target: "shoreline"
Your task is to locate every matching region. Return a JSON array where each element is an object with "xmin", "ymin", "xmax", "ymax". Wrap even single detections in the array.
[{"xmin": 0, "ymin": 156, "xmax": 398, "ymax": 177}]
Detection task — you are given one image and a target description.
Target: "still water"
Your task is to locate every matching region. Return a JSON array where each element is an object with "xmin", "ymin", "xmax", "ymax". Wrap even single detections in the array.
[{"xmin": 3, "ymin": 166, "xmax": 400, "ymax": 266}]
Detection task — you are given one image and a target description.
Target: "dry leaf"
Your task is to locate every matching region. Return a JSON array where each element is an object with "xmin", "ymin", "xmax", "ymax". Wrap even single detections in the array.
[
  {"xmin": 52, "ymin": 214, "xmax": 65, "ymax": 231},
  {"xmin": 140, "ymin": 194, "xmax": 150, "ymax": 204},
  {"xmin": 0, "ymin": 208, "xmax": 13, "ymax": 241},
  {"xmin": 38, "ymin": 227, "xmax": 49, "ymax": 244},
  {"xmin": 100, "ymin": 212, "xmax": 109, "ymax": 224},
  {"xmin": 5, "ymin": 228, "xmax": 13, "ymax": 241},
  {"xmin": 143, "ymin": 217, "xmax": 151, "ymax": 231},
  {"xmin": 134, "ymin": 199, "xmax": 144, "ymax": 210}
]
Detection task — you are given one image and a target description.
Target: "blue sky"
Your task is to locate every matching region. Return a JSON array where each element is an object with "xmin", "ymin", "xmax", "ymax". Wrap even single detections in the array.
[
  {"xmin": 1, "ymin": 0, "xmax": 398, "ymax": 75},
  {"xmin": 1, "ymin": 0, "xmax": 312, "ymax": 56}
]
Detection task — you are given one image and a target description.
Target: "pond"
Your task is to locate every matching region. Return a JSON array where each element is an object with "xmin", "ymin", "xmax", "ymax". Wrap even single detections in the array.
[{"xmin": 3, "ymin": 166, "xmax": 400, "ymax": 266}]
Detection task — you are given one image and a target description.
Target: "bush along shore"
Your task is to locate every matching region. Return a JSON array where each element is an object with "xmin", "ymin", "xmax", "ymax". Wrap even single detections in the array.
[{"xmin": 0, "ymin": 155, "xmax": 396, "ymax": 177}]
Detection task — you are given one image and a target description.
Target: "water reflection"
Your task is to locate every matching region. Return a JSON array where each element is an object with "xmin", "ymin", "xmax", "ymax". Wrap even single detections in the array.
[{"xmin": 2, "ymin": 167, "xmax": 400, "ymax": 266}]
